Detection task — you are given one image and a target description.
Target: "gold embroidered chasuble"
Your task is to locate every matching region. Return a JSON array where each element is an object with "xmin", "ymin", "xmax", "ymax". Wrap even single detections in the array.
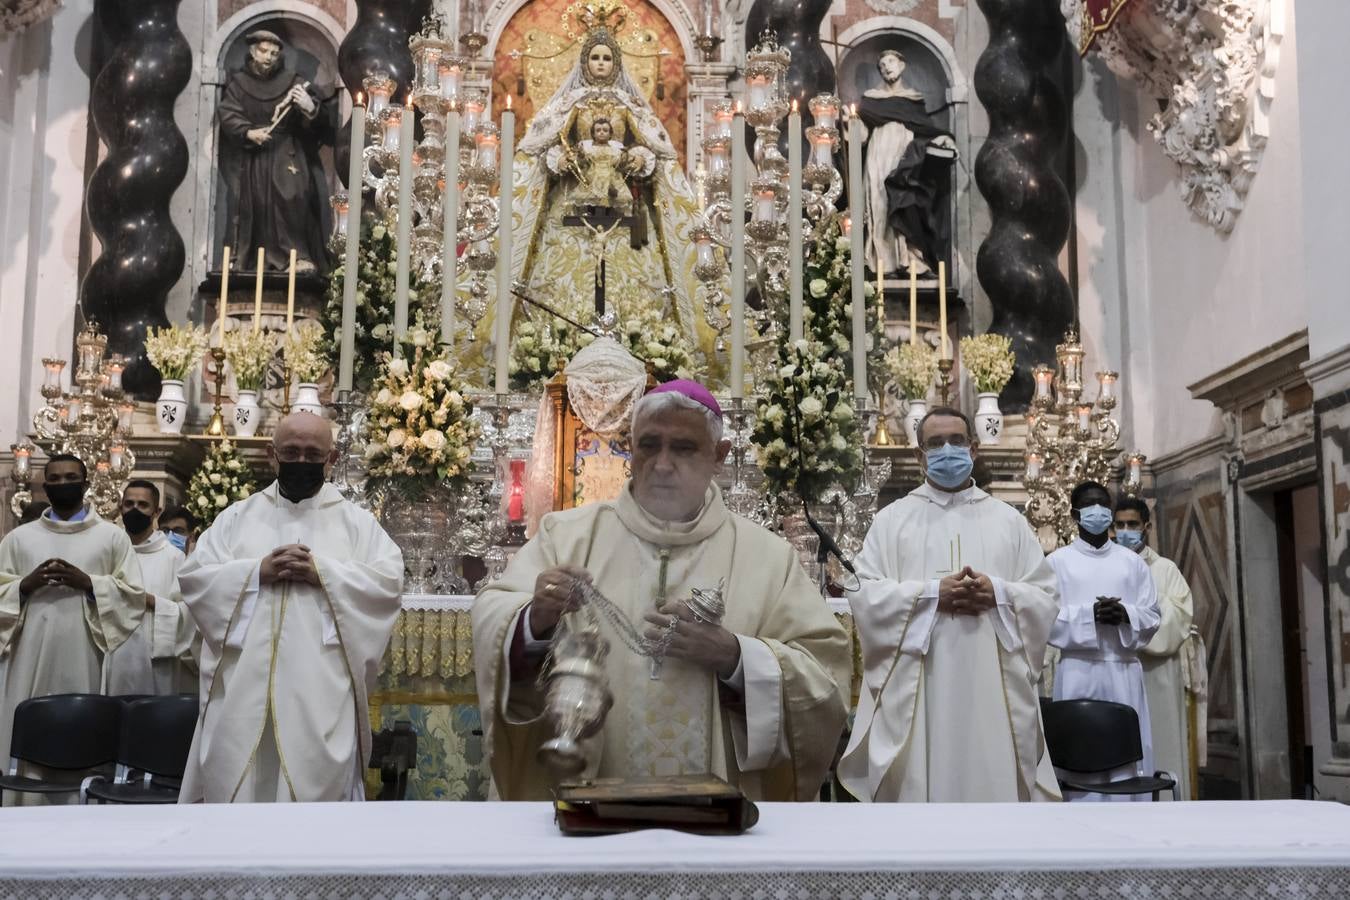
[
  {"xmin": 473, "ymin": 483, "xmax": 851, "ymax": 801},
  {"xmin": 177, "ymin": 483, "xmax": 403, "ymax": 803}
]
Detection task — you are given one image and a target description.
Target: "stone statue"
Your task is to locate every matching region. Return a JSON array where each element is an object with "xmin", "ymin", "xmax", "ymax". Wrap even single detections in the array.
[
  {"xmin": 218, "ymin": 29, "xmax": 336, "ymax": 274},
  {"xmin": 857, "ymin": 48, "xmax": 956, "ymax": 276}
]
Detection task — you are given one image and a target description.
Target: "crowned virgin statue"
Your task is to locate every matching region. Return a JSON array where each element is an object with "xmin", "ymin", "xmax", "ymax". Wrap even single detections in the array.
[{"xmin": 506, "ymin": 9, "xmax": 708, "ymax": 354}]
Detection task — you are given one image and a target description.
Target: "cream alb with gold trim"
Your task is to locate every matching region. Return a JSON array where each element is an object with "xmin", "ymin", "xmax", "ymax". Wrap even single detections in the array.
[
  {"xmin": 473, "ymin": 483, "xmax": 851, "ymax": 801},
  {"xmin": 104, "ymin": 531, "xmax": 195, "ymax": 695},
  {"xmin": 840, "ymin": 484, "xmax": 1062, "ymax": 802},
  {"xmin": 178, "ymin": 483, "xmax": 403, "ymax": 803}
]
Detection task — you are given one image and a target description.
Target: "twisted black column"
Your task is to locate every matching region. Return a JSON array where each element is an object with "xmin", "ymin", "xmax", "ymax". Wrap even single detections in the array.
[
  {"xmin": 80, "ymin": 0, "xmax": 191, "ymax": 400},
  {"xmin": 973, "ymin": 0, "xmax": 1073, "ymax": 411},
  {"xmin": 335, "ymin": 0, "xmax": 431, "ymax": 184}
]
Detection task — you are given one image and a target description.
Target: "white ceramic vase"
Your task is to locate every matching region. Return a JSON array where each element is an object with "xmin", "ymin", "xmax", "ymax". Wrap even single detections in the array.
[
  {"xmin": 975, "ymin": 392, "xmax": 1004, "ymax": 445},
  {"xmin": 233, "ymin": 389, "xmax": 261, "ymax": 437},
  {"xmin": 903, "ymin": 398, "xmax": 928, "ymax": 447},
  {"xmin": 292, "ymin": 382, "xmax": 323, "ymax": 416},
  {"xmin": 156, "ymin": 379, "xmax": 187, "ymax": 434}
]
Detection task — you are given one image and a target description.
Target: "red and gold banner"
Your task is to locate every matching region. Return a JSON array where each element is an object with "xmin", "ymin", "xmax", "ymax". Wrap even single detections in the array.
[{"xmin": 1077, "ymin": 0, "xmax": 1136, "ymax": 55}]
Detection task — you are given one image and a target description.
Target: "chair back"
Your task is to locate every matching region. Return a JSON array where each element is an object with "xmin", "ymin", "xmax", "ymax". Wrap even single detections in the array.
[
  {"xmin": 117, "ymin": 695, "xmax": 199, "ymax": 778},
  {"xmin": 1041, "ymin": 698, "xmax": 1144, "ymax": 774},
  {"xmin": 9, "ymin": 694, "xmax": 122, "ymax": 770}
]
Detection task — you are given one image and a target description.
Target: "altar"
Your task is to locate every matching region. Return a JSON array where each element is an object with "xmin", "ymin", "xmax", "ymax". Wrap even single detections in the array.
[{"xmin": 1, "ymin": 800, "xmax": 1347, "ymax": 898}]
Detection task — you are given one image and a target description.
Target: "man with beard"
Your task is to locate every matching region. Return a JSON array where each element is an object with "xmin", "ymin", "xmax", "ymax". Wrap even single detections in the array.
[
  {"xmin": 0, "ymin": 455, "xmax": 144, "ymax": 801},
  {"xmin": 218, "ymin": 29, "xmax": 334, "ymax": 274}
]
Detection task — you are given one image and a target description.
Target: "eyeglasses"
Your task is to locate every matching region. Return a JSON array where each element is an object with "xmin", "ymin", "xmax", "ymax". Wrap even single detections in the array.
[
  {"xmin": 275, "ymin": 449, "xmax": 328, "ymax": 464},
  {"xmin": 920, "ymin": 434, "xmax": 971, "ymax": 452}
]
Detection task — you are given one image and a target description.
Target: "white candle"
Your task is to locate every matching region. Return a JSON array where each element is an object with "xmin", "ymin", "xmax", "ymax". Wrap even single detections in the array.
[
  {"xmin": 494, "ymin": 103, "xmax": 515, "ymax": 394},
  {"xmin": 848, "ymin": 110, "xmax": 866, "ymax": 401},
  {"xmin": 285, "ymin": 249, "xmax": 297, "ymax": 330},
  {"xmin": 788, "ymin": 103, "xmax": 803, "ymax": 342},
  {"xmin": 909, "ymin": 267, "xmax": 917, "ymax": 346},
  {"xmin": 730, "ymin": 110, "xmax": 746, "ymax": 399},
  {"xmin": 938, "ymin": 260, "xmax": 948, "ymax": 359},
  {"xmin": 338, "ymin": 96, "xmax": 365, "ymax": 393},
  {"xmin": 253, "ymin": 247, "xmax": 265, "ymax": 332},
  {"xmin": 441, "ymin": 108, "xmax": 461, "ymax": 348},
  {"xmin": 701, "ymin": 0, "xmax": 713, "ymax": 35},
  {"xmin": 394, "ymin": 97, "xmax": 415, "ymax": 346},
  {"xmin": 217, "ymin": 245, "xmax": 231, "ymax": 345}
]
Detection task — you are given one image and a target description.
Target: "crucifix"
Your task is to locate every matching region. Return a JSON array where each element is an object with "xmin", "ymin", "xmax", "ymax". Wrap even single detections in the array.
[{"xmin": 562, "ymin": 204, "xmax": 632, "ymax": 325}]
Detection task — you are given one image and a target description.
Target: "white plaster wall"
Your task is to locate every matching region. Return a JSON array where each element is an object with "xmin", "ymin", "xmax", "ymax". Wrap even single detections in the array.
[{"xmin": 0, "ymin": 1, "xmax": 94, "ymax": 450}]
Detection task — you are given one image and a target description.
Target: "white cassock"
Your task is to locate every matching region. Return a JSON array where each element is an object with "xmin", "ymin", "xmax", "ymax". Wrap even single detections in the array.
[
  {"xmin": 1047, "ymin": 538, "xmax": 1160, "ymax": 800},
  {"xmin": 0, "ymin": 509, "xmax": 144, "ymax": 801},
  {"xmin": 1139, "ymin": 545, "xmax": 1196, "ymax": 799},
  {"xmin": 104, "ymin": 532, "xmax": 196, "ymax": 696},
  {"xmin": 839, "ymin": 484, "xmax": 1062, "ymax": 802},
  {"xmin": 178, "ymin": 483, "xmax": 403, "ymax": 803}
]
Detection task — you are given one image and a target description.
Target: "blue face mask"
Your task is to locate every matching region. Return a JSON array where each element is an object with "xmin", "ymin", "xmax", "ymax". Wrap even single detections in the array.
[
  {"xmin": 164, "ymin": 531, "xmax": 188, "ymax": 553},
  {"xmin": 923, "ymin": 444, "xmax": 974, "ymax": 490},
  {"xmin": 1114, "ymin": 528, "xmax": 1144, "ymax": 550},
  {"xmin": 1076, "ymin": 504, "xmax": 1113, "ymax": 536}
]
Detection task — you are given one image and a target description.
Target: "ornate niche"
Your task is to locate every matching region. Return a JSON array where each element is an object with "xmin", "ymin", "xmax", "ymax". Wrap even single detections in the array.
[{"xmin": 1063, "ymin": 0, "xmax": 1284, "ymax": 234}]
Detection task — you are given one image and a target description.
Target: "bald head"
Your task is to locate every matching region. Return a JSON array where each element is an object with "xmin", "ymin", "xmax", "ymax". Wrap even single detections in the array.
[
  {"xmin": 274, "ymin": 412, "xmax": 333, "ymax": 452},
  {"xmin": 269, "ymin": 413, "xmax": 334, "ymax": 501}
]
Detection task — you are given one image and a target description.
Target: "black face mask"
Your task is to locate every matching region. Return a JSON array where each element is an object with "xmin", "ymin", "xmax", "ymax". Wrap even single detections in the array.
[
  {"xmin": 121, "ymin": 508, "xmax": 153, "ymax": 536},
  {"xmin": 276, "ymin": 461, "xmax": 326, "ymax": 502},
  {"xmin": 45, "ymin": 481, "xmax": 87, "ymax": 510}
]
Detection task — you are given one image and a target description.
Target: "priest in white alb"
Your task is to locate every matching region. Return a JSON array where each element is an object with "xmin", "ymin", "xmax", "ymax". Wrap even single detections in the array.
[
  {"xmin": 0, "ymin": 455, "xmax": 144, "ymax": 796},
  {"xmin": 104, "ymin": 480, "xmax": 196, "ymax": 695},
  {"xmin": 1047, "ymin": 481, "xmax": 1160, "ymax": 800},
  {"xmin": 839, "ymin": 407, "xmax": 1061, "ymax": 802},
  {"xmin": 1114, "ymin": 495, "xmax": 1199, "ymax": 798},
  {"xmin": 178, "ymin": 414, "xmax": 404, "ymax": 802},
  {"xmin": 473, "ymin": 380, "xmax": 851, "ymax": 801}
]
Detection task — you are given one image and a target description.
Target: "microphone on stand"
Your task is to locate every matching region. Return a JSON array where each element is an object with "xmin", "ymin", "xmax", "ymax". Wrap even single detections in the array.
[{"xmin": 802, "ymin": 502, "xmax": 855, "ymax": 576}]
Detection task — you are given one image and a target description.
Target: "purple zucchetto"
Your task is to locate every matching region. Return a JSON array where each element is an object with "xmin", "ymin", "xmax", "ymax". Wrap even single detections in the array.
[{"xmin": 645, "ymin": 379, "xmax": 723, "ymax": 419}]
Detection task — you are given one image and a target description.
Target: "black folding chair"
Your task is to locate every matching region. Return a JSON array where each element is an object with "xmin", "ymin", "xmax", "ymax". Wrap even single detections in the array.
[
  {"xmin": 83, "ymin": 694, "xmax": 199, "ymax": 805},
  {"xmin": 1041, "ymin": 698, "xmax": 1178, "ymax": 801},
  {"xmin": 0, "ymin": 693, "xmax": 122, "ymax": 803}
]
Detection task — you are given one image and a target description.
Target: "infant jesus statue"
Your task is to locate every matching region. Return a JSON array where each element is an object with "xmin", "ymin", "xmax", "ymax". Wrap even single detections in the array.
[{"xmin": 573, "ymin": 117, "xmax": 633, "ymax": 214}]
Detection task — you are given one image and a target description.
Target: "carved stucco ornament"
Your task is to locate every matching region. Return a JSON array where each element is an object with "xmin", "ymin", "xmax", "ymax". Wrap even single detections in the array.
[
  {"xmin": 863, "ymin": 0, "xmax": 920, "ymax": 16},
  {"xmin": 1063, "ymin": 0, "xmax": 1284, "ymax": 233}
]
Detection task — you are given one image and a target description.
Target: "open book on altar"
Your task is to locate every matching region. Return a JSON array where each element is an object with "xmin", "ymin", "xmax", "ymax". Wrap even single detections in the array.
[{"xmin": 554, "ymin": 774, "xmax": 760, "ymax": 836}]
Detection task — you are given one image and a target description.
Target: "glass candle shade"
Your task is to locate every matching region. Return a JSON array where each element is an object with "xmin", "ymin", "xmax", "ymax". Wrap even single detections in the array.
[
  {"xmin": 1033, "ymin": 365, "xmax": 1054, "ymax": 401},
  {"xmin": 439, "ymin": 60, "xmax": 462, "ymax": 102},
  {"xmin": 330, "ymin": 192, "xmax": 350, "ymax": 239},
  {"xmin": 711, "ymin": 101, "xmax": 735, "ymax": 139},
  {"xmin": 809, "ymin": 131, "xmax": 833, "ymax": 168},
  {"xmin": 1025, "ymin": 452, "xmax": 1043, "ymax": 481},
  {"xmin": 1097, "ymin": 370, "xmax": 1119, "ymax": 401},
  {"xmin": 1127, "ymin": 452, "xmax": 1146, "ymax": 485},
  {"xmin": 42, "ymin": 358, "xmax": 65, "ymax": 391},
  {"xmin": 12, "ymin": 444, "xmax": 30, "ymax": 477},
  {"xmin": 809, "ymin": 93, "xmax": 839, "ymax": 131},
  {"xmin": 365, "ymin": 74, "xmax": 394, "ymax": 117},
  {"xmin": 109, "ymin": 444, "xmax": 125, "ymax": 470},
  {"xmin": 461, "ymin": 94, "xmax": 485, "ymax": 135},
  {"xmin": 475, "ymin": 130, "xmax": 499, "ymax": 174},
  {"xmin": 842, "ymin": 217, "xmax": 851, "ymax": 237},
  {"xmin": 381, "ymin": 107, "xmax": 403, "ymax": 152},
  {"xmin": 117, "ymin": 402, "xmax": 135, "ymax": 433},
  {"xmin": 752, "ymin": 187, "xmax": 776, "ymax": 225},
  {"xmin": 66, "ymin": 399, "xmax": 81, "ymax": 425},
  {"xmin": 747, "ymin": 74, "xmax": 770, "ymax": 112},
  {"xmin": 1076, "ymin": 403, "xmax": 1092, "ymax": 433}
]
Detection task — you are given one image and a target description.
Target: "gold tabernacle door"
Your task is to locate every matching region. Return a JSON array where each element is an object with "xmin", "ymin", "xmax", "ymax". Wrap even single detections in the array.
[{"xmin": 554, "ymin": 774, "xmax": 760, "ymax": 835}]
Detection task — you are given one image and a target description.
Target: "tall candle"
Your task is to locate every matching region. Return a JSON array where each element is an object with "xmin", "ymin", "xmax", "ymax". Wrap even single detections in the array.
[
  {"xmin": 729, "ymin": 109, "xmax": 746, "ymax": 398},
  {"xmin": 494, "ymin": 102, "xmax": 515, "ymax": 394},
  {"xmin": 909, "ymin": 266, "xmax": 917, "ymax": 346},
  {"xmin": 938, "ymin": 259, "xmax": 948, "ymax": 359},
  {"xmin": 847, "ymin": 109, "xmax": 866, "ymax": 402},
  {"xmin": 252, "ymin": 247, "xmax": 265, "ymax": 332},
  {"xmin": 338, "ymin": 95, "xmax": 365, "ymax": 393},
  {"xmin": 787, "ymin": 102, "xmax": 803, "ymax": 342},
  {"xmin": 217, "ymin": 245, "xmax": 231, "ymax": 345},
  {"xmin": 441, "ymin": 108, "xmax": 461, "ymax": 348},
  {"xmin": 285, "ymin": 249, "xmax": 297, "ymax": 330},
  {"xmin": 393, "ymin": 96, "xmax": 415, "ymax": 347}
]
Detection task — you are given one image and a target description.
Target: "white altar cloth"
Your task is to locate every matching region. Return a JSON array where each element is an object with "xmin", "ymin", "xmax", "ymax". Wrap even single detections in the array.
[{"xmin": 1, "ymin": 800, "xmax": 1347, "ymax": 898}]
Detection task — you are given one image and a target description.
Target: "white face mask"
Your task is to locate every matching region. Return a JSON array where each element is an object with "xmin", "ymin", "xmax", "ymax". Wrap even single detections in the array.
[
  {"xmin": 1114, "ymin": 529, "xmax": 1144, "ymax": 550},
  {"xmin": 1076, "ymin": 504, "xmax": 1113, "ymax": 536}
]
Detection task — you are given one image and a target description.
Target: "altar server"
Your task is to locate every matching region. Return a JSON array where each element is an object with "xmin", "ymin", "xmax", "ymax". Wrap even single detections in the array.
[
  {"xmin": 104, "ymin": 480, "xmax": 196, "ymax": 695},
  {"xmin": 1047, "ymin": 481, "xmax": 1160, "ymax": 800},
  {"xmin": 0, "ymin": 455, "xmax": 145, "ymax": 786},
  {"xmin": 179, "ymin": 414, "xmax": 403, "ymax": 802},
  {"xmin": 839, "ymin": 407, "xmax": 1061, "ymax": 802},
  {"xmin": 1114, "ymin": 496, "xmax": 1199, "ymax": 798},
  {"xmin": 474, "ymin": 380, "xmax": 851, "ymax": 801}
]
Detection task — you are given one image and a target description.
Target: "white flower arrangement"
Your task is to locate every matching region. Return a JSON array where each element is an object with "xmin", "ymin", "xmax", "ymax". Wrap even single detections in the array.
[
  {"xmin": 959, "ymin": 333, "xmax": 1016, "ymax": 395},
  {"xmin": 619, "ymin": 305, "xmax": 701, "ymax": 383},
  {"xmin": 364, "ymin": 334, "xmax": 481, "ymax": 498},
  {"xmin": 797, "ymin": 214, "xmax": 886, "ymax": 397},
  {"xmin": 186, "ymin": 439, "xmax": 257, "ymax": 528},
  {"xmin": 886, "ymin": 342, "xmax": 939, "ymax": 400},
  {"xmin": 283, "ymin": 321, "xmax": 331, "ymax": 383},
  {"xmin": 222, "ymin": 328, "xmax": 276, "ymax": 392},
  {"xmin": 508, "ymin": 319, "xmax": 594, "ymax": 391},
  {"xmin": 752, "ymin": 338, "xmax": 862, "ymax": 503},
  {"xmin": 144, "ymin": 324, "xmax": 209, "ymax": 382}
]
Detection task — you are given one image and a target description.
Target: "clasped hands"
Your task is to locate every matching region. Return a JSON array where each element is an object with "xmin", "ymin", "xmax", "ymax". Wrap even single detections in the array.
[
  {"xmin": 20, "ymin": 558, "xmax": 93, "ymax": 597},
  {"xmin": 1093, "ymin": 596, "xmax": 1128, "ymax": 625},
  {"xmin": 937, "ymin": 565, "xmax": 996, "ymax": 616},
  {"xmin": 528, "ymin": 565, "xmax": 741, "ymax": 680},
  {"xmin": 259, "ymin": 544, "xmax": 319, "ymax": 586}
]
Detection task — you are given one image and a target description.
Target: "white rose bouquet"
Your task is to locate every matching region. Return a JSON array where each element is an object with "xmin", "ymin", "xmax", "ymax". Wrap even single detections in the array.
[
  {"xmin": 796, "ymin": 213, "xmax": 886, "ymax": 397},
  {"xmin": 751, "ymin": 338, "xmax": 862, "ymax": 503},
  {"xmin": 186, "ymin": 439, "xmax": 257, "ymax": 528},
  {"xmin": 222, "ymin": 327, "xmax": 276, "ymax": 392},
  {"xmin": 959, "ymin": 333, "xmax": 1016, "ymax": 395},
  {"xmin": 507, "ymin": 318, "xmax": 594, "ymax": 391},
  {"xmin": 283, "ymin": 321, "xmax": 331, "ymax": 384},
  {"xmin": 886, "ymin": 342, "xmax": 939, "ymax": 400},
  {"xmin": 364, "ymin": 332, "xmax": 480, "ymax": 498},
  {"xmin": 144, "ymin": 324, "xmax": 209, "ymax": 382},
  {"xmin": 619, "ymin": 305, "xmax": 701, "ymax": 383}
]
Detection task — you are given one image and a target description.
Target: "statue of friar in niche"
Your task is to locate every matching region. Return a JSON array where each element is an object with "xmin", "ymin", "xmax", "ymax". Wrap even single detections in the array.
[
  {"xmin": 219, "ymin": 29, "xmax": 335, "ymax": 275},
  {"xmin": 857, "ymin": 48, "xmax": 957, "ymax": 277}
]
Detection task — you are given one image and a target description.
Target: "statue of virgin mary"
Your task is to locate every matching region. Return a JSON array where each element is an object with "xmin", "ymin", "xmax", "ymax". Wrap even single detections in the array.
[{"xmin": 504, "ymin": 21, "xmax": 707, "ymax": 354}]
